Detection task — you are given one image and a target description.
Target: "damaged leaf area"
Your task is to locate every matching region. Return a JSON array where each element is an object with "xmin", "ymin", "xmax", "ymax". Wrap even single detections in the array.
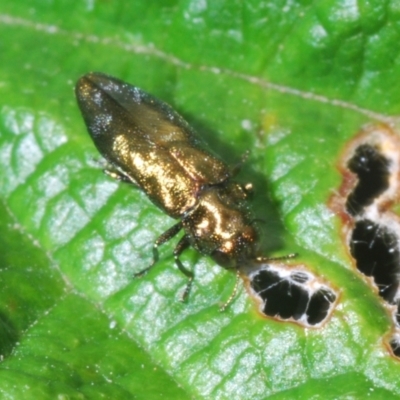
[
  {"xmin": 330, "ymin": 124, "xmax": 400, "ymax": 358},
  {"xmin": 244, "ymin": 262, "xmax": 337, "ymax": 327}
]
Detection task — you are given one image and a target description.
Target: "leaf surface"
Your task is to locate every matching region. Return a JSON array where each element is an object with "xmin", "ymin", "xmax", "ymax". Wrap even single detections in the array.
[{"xmin": 1, "ymin": 1, "xmax": 400, "ymax": 398}]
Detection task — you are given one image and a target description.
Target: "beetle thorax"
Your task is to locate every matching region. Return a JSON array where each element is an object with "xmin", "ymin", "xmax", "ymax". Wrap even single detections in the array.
[{"xmin": 182, "ymin": 184, "xmax": 258, "ymax": 269}]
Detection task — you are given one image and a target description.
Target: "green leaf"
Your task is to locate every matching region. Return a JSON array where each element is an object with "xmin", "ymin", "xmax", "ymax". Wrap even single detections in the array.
[{"xmin": 1, "ymin": 1, "xmax": 400, "ymax": 398}]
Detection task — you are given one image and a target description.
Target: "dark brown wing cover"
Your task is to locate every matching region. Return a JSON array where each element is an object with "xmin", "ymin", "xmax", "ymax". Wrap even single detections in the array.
[{"xmin": 76, "ymin": 72, "xmax": 230, "ymax": 218}]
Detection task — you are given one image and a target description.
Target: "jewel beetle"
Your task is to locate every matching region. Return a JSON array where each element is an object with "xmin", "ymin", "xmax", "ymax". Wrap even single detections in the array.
[{"xmin": 75, "ymin": 72, "xmax": 295, "ymax": 308}]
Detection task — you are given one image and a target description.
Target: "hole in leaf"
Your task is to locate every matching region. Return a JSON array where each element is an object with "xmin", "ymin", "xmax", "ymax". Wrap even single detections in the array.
[
  {"xmin": 247, "ymin": 264, "xmax": 337, "ymax": 327},
  {"xmin": 390, "ymin": 334, "xmax": 400, "ymax": 357},
  {"xmin": 307, "ymin": 288, "xmax": 337, "ymax": 325},
  {"xmin": 345, "ymin": 144, "xmax": 390, "ymax": 216},
  {"xmin": 350, "ymin": 219, "xmax": 400, "ymax": 304},
  {"xmin": 331, "ymin": 124, "xmax": 400, "ymax": 359}
]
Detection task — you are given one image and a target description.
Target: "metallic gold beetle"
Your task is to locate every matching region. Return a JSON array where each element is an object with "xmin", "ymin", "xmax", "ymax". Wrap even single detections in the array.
[{"xmin": 76, "ymin": 72, "xmax": 293, "ymax": 307}]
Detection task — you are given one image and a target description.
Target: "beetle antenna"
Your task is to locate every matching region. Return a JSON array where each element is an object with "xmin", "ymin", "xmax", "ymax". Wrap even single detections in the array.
[
  {"xmin": 231, "ymin": 151, "xmax": 250, "ymax": 176},
  {"xmin": 255, "ymin": 253, "xmax": 298, "ymax": 263}
]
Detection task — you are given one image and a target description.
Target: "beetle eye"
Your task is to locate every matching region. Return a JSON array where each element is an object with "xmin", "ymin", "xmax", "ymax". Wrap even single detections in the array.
[{"xmin": 211, "ymin": 250, "xmax": 233, "ymax": 268}]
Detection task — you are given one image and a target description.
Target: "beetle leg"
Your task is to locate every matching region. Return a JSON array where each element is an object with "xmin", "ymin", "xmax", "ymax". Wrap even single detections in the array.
[
  {"xmin": 173, "ymin": 235, "xmax": 194, "ymax": 301},
  {"xmin": 219, "ymin": 269, "xmax": 241, "ymax": 312},
  {"xmin": 133, "ymin": 222, "xmax": 183, "ymax": 278},
  {"xmin": 104, "ymin": 168, "xmax": 130, "ymax": 182},
  {"xmin": 104, "ymin": 168, "xmax": 140, "ymax": 186}
]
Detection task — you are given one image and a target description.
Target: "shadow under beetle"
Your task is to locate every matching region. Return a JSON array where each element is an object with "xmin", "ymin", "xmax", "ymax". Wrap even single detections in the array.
[{"xmin": 75, "ymin": 72, "xmax": 295, "ymax": 309}]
